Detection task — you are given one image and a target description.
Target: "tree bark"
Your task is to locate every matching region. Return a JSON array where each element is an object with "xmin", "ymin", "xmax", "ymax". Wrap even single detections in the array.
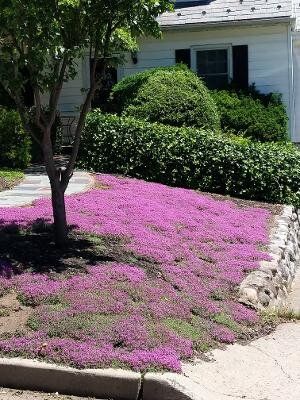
[
  {"xmin": 42, "ymin": 127, "xmax": 68, "ymax": 247},
  {"xmin": 51, "ymin": 179, "xmax": 68, "ymax": 247}
]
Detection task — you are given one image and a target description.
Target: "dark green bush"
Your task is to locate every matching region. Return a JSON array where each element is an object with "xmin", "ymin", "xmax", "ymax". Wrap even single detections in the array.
[
  {"xmin": 0, "ymin": 107, "xmax": 31, "ymax": 168},
  {"xmin": 211, "ymin": 87, "xmax": 288, "ymax": 142},
  {"xmin": 109, "ymin": 65, "xmax": 220, "ymax": 130},
  {"xmin": 79, "ymin": 111, "xmax": 300, "ymax": 206},
  {"xmin": 0, "ymin": 85, "xmax": 15, "ymax": 109}
]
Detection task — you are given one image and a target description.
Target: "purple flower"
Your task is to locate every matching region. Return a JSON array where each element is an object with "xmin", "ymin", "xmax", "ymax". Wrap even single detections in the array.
[{"xmin": 0, "ymin": 174, "xmax": 271, "ymax": 371}]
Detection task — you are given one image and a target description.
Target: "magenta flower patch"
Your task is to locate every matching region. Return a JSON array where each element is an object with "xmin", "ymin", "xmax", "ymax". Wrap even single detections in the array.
[{"xmin": 0, "ymin": 174, "xmax": 272, "ymax": 371}]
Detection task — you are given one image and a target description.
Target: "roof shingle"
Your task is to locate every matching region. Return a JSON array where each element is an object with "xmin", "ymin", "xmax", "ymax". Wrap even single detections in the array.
[{"xmin": 158, "ymin": 0, "xmax": 293, "ymax": 27}]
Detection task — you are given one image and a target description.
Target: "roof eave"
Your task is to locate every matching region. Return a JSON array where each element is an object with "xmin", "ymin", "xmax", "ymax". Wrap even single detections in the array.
[{"xmin": 159, "ymin": 16, "xmax": 293, "ymax": 31}]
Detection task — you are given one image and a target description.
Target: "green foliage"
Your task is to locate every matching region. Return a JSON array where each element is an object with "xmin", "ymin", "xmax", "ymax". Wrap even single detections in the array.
[
  {"xmin": 79, "ymin": 111, "xmax": 300, "ymax": 206},
  {"xmin": 0, "ymin": 85, "xmax": 15, "ymax": 109},
  {"xmin": 0, "ymin": 107, "xmax": 31, "ymax": 168},
  {"xmin": 110, "ymin": 65, "xmax": 220, "ymax": 130},
  {"xmin": 0, "ymin": 0, "xmax": 174, "ymax": 183},
  {"xmin": 0, "ymin": 169, "xmax": 24, "ymax": 191},
  {"xmin": 213, "ymin": 313, "xmax": 242, "ymax": 333},
  {"xmin": 47, "ymin": 313, "xmax": 117, "ymax": 338},
  {"xmin": 211, "ymin": 87, "xmax": 288, "ymax": 142},
  {"xmin": 0, "ymin": 0, "xmax": 174, "ymax": 100},
  {"xmin": 164, "ymin": 318, "xmax": 202, "ymax": 340}
]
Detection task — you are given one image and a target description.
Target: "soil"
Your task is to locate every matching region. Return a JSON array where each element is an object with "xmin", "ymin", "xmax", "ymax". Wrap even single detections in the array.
[
  {"xmin": 0, "ymin": 293, "xmax": 31, "ymax": 336},
  {"xmin": 0, "ymin": 388, "xmax": 107, "ymax": 400}
]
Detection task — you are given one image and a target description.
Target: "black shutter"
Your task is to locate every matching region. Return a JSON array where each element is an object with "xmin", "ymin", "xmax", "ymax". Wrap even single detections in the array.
[
  {"xmin": 232, "ymin": 45, "xmax": 248, "ymax": 89},
  {"xmin": 175, "ymin": 49, "xmax": 191, "ymax": 69}
]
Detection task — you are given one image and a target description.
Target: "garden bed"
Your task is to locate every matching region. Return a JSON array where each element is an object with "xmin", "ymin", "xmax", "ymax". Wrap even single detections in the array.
[
  {"xmin": 0, "ymin": 174, "xmax": 282, "ymax": 372},
  {"xmin": 0, "ymin": 170, "xmax": 23, "ymax": 192}
]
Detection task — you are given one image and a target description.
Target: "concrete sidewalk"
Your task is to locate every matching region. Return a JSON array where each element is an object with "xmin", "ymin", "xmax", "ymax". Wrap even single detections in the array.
[
  {"xmin": 180, "ymin": 322, "xmax": 300, "ymax": 400},
  {"xmin": 145, "ymin": 272, "xmax": 300, "ymax": 400}
]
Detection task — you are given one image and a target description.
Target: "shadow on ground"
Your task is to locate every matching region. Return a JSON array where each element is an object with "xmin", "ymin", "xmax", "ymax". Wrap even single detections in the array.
[{"xmin": 0, "ymin": 220, "xmax": 122, "ymax": 274}]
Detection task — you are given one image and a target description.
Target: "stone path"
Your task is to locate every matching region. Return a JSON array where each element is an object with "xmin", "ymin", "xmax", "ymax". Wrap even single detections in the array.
[{"xmin": 0, "ymin": 167, "xmax": 93, "ymax": 207}]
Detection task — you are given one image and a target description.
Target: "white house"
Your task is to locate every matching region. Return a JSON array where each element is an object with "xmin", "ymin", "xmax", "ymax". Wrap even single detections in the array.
[{"xmin": 57, "ymin": 0, "xmax": 300, "ymax": 142}]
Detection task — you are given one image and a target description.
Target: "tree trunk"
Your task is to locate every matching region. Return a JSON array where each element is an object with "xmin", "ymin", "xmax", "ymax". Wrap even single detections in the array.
[{"xmin": 51, "ymin": 181, "xmax": 68, "ymax": 247}]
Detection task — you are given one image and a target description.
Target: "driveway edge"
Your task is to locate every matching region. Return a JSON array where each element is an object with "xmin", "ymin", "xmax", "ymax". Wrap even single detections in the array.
[{"xmin": 142, "ymin": 372, "xmax": 203, "ymax": 400}]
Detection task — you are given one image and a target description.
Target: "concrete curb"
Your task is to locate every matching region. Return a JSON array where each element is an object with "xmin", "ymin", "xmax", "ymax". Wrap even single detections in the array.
[
  {"xmin": 0, "ymin": 358, "xmax": 141, "ymax": 400},
  {"xmin": 143, "ymin": 373, "xmax": 199, "ymax": 400}
]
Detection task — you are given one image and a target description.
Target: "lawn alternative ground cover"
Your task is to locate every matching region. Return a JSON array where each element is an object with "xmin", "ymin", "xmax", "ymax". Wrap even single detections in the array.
[
  {"xmin": 0, "ymin": 170, "xmax": 23, "ymax": 191},
  {"xmin": 0, "ymin": 175, "xmax": 276, "ymax": 372}
]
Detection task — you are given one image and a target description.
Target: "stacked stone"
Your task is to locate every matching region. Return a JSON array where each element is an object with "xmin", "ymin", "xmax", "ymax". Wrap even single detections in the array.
[{"xmin": 239, "ymin": 206, "xmax": 300, "ymax": 310}]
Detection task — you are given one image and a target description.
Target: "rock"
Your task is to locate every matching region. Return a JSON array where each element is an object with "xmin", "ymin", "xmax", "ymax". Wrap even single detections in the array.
[{"xmin": 239, "ymin": 205, "xmax": 300, "ymax": 310}]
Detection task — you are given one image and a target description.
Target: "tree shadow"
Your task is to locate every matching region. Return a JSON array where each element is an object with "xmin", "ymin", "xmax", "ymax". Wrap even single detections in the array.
[{"xmin": 0, "ymin": 219, "xmax": 120, "ymax": 275}]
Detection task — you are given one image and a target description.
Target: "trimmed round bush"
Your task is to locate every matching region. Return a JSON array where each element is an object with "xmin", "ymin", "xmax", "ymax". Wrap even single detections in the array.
[
  {"xmin": 211, "ymin": 88, "xmax": 288, "ymax": 142},
  {"xmin": 109, "ymin": 65, "xmax": 220, "ymax": 130},
  {"xmin": 0, "ymin": 107, "xmax": 31, "ymax": 168},
  {"xmin": 79, "ymin": 111, "xmax": 300, "ymax": 206}
]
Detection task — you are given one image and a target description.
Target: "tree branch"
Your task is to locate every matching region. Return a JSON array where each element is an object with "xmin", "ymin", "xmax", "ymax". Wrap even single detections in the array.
[
  {"xmin": 48, "ymin": 54, "xmax": 69, "ymax": 127},
  {"xmin": 62, "ymin": 51, "xmax": 103, "ymax": 188}
]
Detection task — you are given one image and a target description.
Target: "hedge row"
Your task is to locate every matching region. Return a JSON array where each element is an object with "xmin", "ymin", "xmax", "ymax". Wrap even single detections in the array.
[{"xmin": 79, "ymin": 111, "xmax": 300, "ymax": 206}]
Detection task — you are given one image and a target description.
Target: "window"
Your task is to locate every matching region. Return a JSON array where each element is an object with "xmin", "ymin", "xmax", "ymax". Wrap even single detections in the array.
[{"xmin": 194, "ymin": 47, "xmax": 231, "ymax": 89}]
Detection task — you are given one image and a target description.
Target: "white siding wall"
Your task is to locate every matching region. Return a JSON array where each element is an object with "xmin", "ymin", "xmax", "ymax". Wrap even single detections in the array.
[
  {"xmin": 119, "ymin": 23, "xmax": 294, "ymax": 137},
  {"xmin": 41, "ymin": 58, "xmax": 89, "ymax": 116},
  {"xmin": 292, "ymin": 36, "xmax": 300, "ymax": 141},
  {"xmin": 51, "ymin": 23, "xmax": 296, "ymax": 139}
]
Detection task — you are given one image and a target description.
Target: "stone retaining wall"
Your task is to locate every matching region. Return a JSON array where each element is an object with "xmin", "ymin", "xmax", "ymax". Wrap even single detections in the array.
[{"xmin": 239, "ymin": 205, "xmax": 300, "ymax": 310}]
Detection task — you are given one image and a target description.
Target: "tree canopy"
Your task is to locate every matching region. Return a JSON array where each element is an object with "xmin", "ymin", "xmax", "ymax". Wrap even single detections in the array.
[{"xmin": 0, "ymin": 0, "xmax": 174, "ymax": 245}]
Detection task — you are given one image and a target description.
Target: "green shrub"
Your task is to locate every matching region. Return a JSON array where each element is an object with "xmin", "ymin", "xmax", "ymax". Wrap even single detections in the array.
[
  {"xmin": 0, "ymin": 107, "xmax": 31, "ymax": 168},
  {"xmin": 211, "ymin": 87, "xmax": 288, "ymax": 142},
  {"xmin": 79, "ymin": 111, "xmax": 300, "ymax": 206},
  {"xmin": 0, "ymin": 85, "xmax": 15, "ymax": 109},
  {"xmin": 109, "ymin": 65, "xmax": 220, "ymax": 130}
]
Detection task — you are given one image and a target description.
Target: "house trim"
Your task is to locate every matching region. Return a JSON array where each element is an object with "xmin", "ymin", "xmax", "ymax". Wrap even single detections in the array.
[{"xmin": 159, "ymin": 17, "xmax": 294, "ymax": 31}]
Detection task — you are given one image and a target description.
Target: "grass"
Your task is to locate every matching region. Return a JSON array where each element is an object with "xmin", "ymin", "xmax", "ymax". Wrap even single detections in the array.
[
  {"xmin": 0, "ymin": 173, "xmax": 275, "ymax": 372},
  {"xmin": 261, "ymin": 307, "xmax": 300, "ymax": 324},
  {"xmin": 0, "ymin": 169, "xmax": 24, "ymax": 191}
]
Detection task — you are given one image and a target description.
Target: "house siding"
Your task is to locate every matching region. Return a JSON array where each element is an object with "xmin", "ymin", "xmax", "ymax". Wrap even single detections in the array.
[
  {"xmin": 41, "ymin": 58, "xmax": 88, "ymax": 116},
  {"xmin": 53, "ymin": 22, "xmax": 297, "ymax": 140},
  {"xmin": 119, "ymin": 23, "xmax": 294, "ymax": 136}
]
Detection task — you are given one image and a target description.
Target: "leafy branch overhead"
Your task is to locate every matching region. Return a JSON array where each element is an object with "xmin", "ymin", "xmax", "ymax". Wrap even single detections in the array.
[
  {"xmin": 0, "ymin": 0, "xmax": 173, "ymax": 114},
  {"xmin": 0, "ymin": 0, "xmax": 174, "ymax": 246}
]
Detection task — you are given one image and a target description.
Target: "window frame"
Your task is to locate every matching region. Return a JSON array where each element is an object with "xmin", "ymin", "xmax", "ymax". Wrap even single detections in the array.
[{"xmin": 191, "ymin": 44, "xmax": 233, "ymax": 88}]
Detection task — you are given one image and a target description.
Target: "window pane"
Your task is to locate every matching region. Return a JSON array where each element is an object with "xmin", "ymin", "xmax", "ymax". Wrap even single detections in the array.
[
  {"xmin": 197, "ymin": 49, "xmax": 228, "ymax": 75},
  {"xmin": 196, "ymin": 49, "xmax": 229, "ymax": 89}
]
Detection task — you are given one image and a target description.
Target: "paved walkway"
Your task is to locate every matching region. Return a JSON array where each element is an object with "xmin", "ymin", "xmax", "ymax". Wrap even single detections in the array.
[{"xmin": 0, "ymin": 167, "xmax": 93, "ymax": 207}]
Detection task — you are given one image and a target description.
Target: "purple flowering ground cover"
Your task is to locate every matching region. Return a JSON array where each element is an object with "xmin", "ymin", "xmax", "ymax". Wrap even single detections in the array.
[{"xmin": 0, "ymin": 174, "xmax": 274, "ymax": 372}]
